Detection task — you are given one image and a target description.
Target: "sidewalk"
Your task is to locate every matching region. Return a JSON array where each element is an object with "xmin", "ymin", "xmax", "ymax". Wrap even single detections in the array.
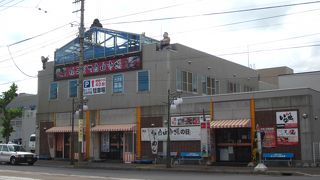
[{"xmin": 35, "ymin": 160, "xmax": 320, "ymax": 176}]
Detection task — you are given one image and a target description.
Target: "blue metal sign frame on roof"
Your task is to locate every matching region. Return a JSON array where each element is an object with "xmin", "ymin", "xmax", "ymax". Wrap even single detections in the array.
[{"xmin": 54, "ymin": 27, "xmax": 158, "ymax": 65}]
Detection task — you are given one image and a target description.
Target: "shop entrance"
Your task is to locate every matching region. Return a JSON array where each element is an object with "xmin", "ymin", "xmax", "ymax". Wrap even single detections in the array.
[{"xmin": 100, "ymin": 132, "xmax": 123, "ymax": 160}]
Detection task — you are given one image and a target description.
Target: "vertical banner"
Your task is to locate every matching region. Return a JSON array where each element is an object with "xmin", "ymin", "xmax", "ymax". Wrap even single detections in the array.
[
  {"xmin": 200, "ymin": 115, "xmax": 210, "ymax": 157},
  {"xmin": 78, "ymin": 119, "xmax": 83, "ymax": 142},
  {"xmin": 149, "ymin": 128, "xmax": 158, "ymax": 155},
  {"xmin": 101, "ymin": 132, "xmax": 110, "ymax": 152}
]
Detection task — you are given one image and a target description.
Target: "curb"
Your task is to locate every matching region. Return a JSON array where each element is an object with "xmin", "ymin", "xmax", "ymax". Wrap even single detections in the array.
[{"xmin": 35, "ymin": 161, "xmax": 307, "ymax": 176}]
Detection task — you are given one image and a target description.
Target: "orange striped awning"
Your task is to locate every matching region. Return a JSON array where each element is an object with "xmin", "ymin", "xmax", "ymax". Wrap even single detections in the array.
[
  {"xmin": 91, "ymin": 124, "xmax": 135, "ymax": 132},
  {"xmin": 211, "ymin": 119, "xmax": 251, "ymax": 129},
  {"xmin": 46, "ymin": 126, "xmax": 78, "ymax": 133}
]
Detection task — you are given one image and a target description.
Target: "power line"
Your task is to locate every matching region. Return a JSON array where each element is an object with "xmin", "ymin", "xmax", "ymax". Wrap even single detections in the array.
[
  {"xmin": 217, "ymin": 44, "xmax": 320, "ymax": 56},
  {"xmin": 103, "ymin": 0, "xmax": 320, "ymax": 25},
  {"xmin": 164, "ymin": 8, "xmax": 320, "ymax": 39},
  {"xmin": 7, "ymin": 46, "xmax": 36, "ymax": 78},
  {"xmin": 8, "ymin": 22, "xmax": 74, "ymax": 47},
  {"xmin": 0, "ymin": 30, "xmax": 77, "ymax": 63},
  {"xmin": 100, "ymin": 0, "xmax": 203, "ymax": 22},
  {"xmin": 0, "ymin": 0, "xmax": 26, "ymax": 13}
]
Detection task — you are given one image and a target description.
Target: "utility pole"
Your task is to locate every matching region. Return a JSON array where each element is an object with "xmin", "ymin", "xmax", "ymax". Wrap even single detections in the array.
[{"xmin": 73, "ymin": 0, "xmax": 85, "ymax": 165}]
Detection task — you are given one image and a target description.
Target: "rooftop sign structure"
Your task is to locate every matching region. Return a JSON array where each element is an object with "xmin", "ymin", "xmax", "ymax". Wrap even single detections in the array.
[
  {"xmin": 54, "ymin": 27, "xmax": 158, "ymax": 65},
  {"xmin": 53, "ymin": 27, "xmax": 158, "ymax": 80}
]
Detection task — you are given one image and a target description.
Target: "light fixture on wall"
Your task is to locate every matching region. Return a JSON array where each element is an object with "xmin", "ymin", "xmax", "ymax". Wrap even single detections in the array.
[
  {"xmin": 315, "ymin": 116, "xmax": 318, "ymax": 120},
  {"xmin": 302, "ymin": 113, "xmax": 308, "ymax": 119},
  {"xmin": 188, "ymin": 60, "xmax": 192, "ymax": 65}
]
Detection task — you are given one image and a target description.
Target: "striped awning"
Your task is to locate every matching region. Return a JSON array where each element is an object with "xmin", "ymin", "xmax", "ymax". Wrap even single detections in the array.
[
  {"xmin": 211, "ymin": 119, "xmax": 251, "ymax": 129},
  {"xmin": 46, "ymin": 126, "xmax": 78, "ymax": 133},
  {"xmin": 91, "ymin": 124, "xmax": 135, "ymax": 132}
]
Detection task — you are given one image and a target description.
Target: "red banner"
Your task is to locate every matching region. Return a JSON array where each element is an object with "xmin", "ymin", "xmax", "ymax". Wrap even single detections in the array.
[
  {"xmin": 54, "ymin": 54, "xmax": 142, "ymax": 80},
  {"xmin": 261, "ymin": 127, "xmax": 276, "ymax": 148}
]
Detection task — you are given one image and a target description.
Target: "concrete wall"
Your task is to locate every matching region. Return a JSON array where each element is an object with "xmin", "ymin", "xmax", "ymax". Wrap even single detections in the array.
[
  {"xmin": 258, "ymin": 66, "xmax": 293, "ymax": 87},
  {"xmin": 279, "ymin": 71, "xmax": 320, "ymax": 92}
]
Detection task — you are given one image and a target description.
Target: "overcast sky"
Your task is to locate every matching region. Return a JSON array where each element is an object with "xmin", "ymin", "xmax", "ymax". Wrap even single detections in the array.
[{"xmin": 1, "ymin": 0, "xmax": 320, "ymax": 94}]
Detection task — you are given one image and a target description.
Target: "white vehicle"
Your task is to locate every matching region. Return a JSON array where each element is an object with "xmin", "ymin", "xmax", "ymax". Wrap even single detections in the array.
[
  {"xmin": 29, "ymin": 134, "xmax": 36, "ymax": 153},
  {"xmin": 0, "ymin": 144, "xmax": 37, "ymax": 165}
]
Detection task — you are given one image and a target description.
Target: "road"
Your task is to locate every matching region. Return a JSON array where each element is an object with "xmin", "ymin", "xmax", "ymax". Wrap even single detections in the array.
[{"xmin": 0, "ymin": 164, "xmax": 318, "ymax": 180}]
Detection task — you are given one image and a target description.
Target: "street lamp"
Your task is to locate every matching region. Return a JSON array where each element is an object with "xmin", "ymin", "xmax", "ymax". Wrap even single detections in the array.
[
  {"xmin": 166, "ymin": 89, "xmax": 183, "ymax": 168},
  {"xmin": 254, "ymin": 124, "xmax": 267, "ymax": 172}
]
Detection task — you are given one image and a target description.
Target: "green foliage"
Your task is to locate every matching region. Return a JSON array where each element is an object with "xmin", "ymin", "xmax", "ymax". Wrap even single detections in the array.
[{"xmin": 0, "ymin": 83, "xmax": 22, "ymax": 143}]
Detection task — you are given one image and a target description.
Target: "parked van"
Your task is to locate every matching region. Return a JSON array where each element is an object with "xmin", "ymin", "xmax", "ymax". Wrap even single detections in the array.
[{"xmin": 29, "ymin": 134, "xmax": 36, "ymax": 153}]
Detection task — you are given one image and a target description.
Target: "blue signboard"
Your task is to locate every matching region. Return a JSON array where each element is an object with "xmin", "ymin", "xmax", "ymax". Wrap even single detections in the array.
[{"xmin": 263, "ymin": 153, "xmax": 294, "ymax": 158}]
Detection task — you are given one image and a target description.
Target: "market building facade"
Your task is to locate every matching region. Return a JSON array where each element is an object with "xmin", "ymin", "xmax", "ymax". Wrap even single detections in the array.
[
  {"xmin": 37, "ymin": 27, "xmax": 259, "ymax": 161},
  {"xmin": 37, "ymin": 27, "xmax": 320, "ymax": 166}
]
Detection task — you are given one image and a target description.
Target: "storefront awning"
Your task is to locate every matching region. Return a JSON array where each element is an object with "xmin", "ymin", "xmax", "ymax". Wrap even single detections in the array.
[
  {"xmin": 46, "ymin": 126, "xmax": 78, "ymax": 133},
  {"xmin": 211, "ymin": 119, "xmax": 251, "ymax": 129},
  {"xmin": 91, "ymin": 124, "xmax": 135, "ymax": 132}
]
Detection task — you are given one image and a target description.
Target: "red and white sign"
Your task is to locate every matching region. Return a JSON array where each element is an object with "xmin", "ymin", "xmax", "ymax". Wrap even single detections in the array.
[
  {"xmin": 276, "ymin": 128, "xmax": 299, "ymax": 146},
  {"xmin": 54, "ymin": 54, "xmax": 142, "ymax": 80},
  {"xmin": 261, "ymin": 127, "xmax": 276, "ymax": 148}
]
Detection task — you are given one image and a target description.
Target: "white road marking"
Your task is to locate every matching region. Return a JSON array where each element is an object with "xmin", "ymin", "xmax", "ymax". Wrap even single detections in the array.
[
  {"xmin": 0, "ymin": 176, "xmax": 39, "ymax": 180},
  {"xmin": 0, "ymin": 170, "xmax": 148, "ymax": 180}
]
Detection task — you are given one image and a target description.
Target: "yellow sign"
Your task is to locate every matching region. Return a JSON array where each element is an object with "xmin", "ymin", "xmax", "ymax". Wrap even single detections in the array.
[{"xmin": 78, "ymin": 119, "xmax": 83, "ymax": 142}]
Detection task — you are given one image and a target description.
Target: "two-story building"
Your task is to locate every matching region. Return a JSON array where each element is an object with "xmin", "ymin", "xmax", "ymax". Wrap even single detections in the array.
[{"xmin": 37, "ymin": 27, "xmax": 259, "ymax": 161}]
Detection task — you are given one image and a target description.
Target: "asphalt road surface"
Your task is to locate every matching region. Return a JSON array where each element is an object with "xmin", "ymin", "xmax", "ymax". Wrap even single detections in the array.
[{"xmin": 0, "ymin": 164, "xmax": 318, "ymax": 180}]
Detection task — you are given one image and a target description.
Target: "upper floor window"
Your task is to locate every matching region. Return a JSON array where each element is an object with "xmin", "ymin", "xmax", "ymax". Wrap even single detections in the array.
[
  {"xmin": 69, "ymin": 80, "xmax": 78, "ymax": 98},
  {"xmin": 202, "ymin": 76, "xmax": 218, "ymax": 95},
  {"xmin": 137, "ymin": 70, "xmax": 150, "ymax": 92},
  {"xmin": 113, "ymin": 74, "xmax": 124, "ymax": 93},
  {"xmin": 215, "ymin": 80, "xmax": 220, "ymax": 94},
  {"xmin": 207, "ymin": 77, "xmax": 215, "ymax": 95},
  {"xmin": 49, "ymin": 82, "xmax": 58, "ymax": 100},
  {"xmin": 228, "ymin": 81, "xmax": 240, "ymax": 93},
  {"xmin": 177, "ymin": 70, "xmax": 197, "ymax": 93}
]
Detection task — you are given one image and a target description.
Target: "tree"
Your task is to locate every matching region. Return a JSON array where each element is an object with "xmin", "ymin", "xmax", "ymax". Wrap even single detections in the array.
[{"xmin": 0, "ymin": 83, "xmax": 22, "ymax": 143}]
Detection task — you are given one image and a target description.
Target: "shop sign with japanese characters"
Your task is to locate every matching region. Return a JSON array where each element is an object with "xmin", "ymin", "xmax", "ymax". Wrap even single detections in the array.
[
  {"xmin": 276, "ymin": 111, "xmax": 298, "ymax": 128},
  {"xmin": 141, "ymin": 126, "xmax": 201, "ymax": 141},
  {"xmin": 83, "ymin": 78, "xmax": 106, "ymax": 95},
  {"xmin": 276, "ymin": 128, "xmax": 299, "ymax": 145},
  {"xmin": 54, "ymin": 53, "xmax": 142, "ymax": 80},
  {"xmin": 171, "ymin": 115, "xmax": 210, "ymax": 127}
]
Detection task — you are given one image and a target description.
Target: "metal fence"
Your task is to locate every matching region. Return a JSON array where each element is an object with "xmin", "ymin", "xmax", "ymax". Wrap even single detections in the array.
[{"xmin": 313, "ymin": 142, "xmax": 320, "ymax": 166}]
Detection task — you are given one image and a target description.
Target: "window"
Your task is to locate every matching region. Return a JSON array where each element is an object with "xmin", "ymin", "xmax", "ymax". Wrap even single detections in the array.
[
  {"xmin": 179, "ymin": 70, "xmax": 197, "ymax": 93},
  {"xmin": 176, "ymin": 69, "xmax": 182, "ymax": 91},
  {"xmin": 113, "ymin": 74, "xmax": 124, "ymax": 93},
  {"xmin": 2, "ymin": 145, "xmax": 8, "ymax": 152},
  {"xmin": 207, "ymin": 77, "xmax": 215, "ymax": 95},
  {"xmin": 49, "ymin": 82, "xmax": 58, "ymax": 100},
  {"xmin": 201, "ymin": 76, "xmax": 207, "ymax": 94},
  {"xmin": 228, "ymin": 81, "xmax": 239, "ymax": 93},
  {"xmin": 137, "ymin": 70, "xmax": 150, "ymax": 92},
  {"xmin": 69, "ymin": 80, "xmax": 78, "ymax": 98},
  {"xmin": 215, "ymin": 80, "xmax": 220, "ymax": 94}
]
